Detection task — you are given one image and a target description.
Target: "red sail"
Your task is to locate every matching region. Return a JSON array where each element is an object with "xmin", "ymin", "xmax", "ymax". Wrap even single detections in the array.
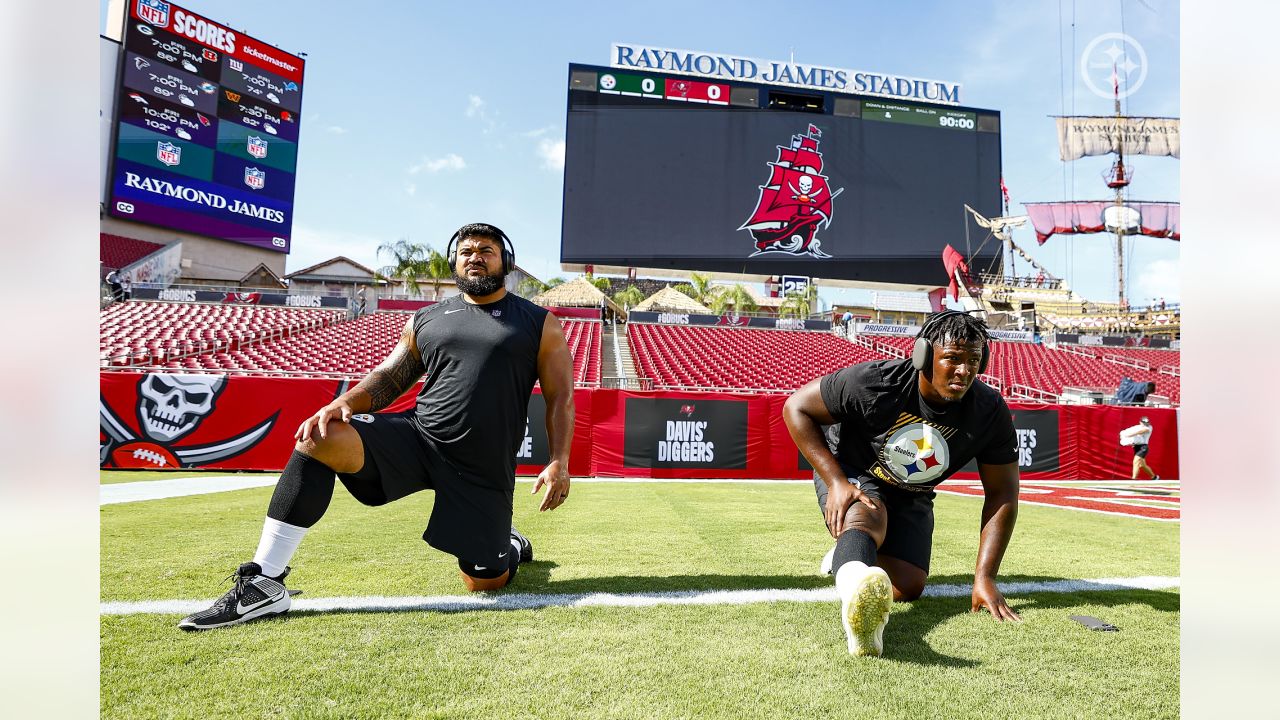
[{"xmin": 1024, "ymin": 201, "xmax": 1180, "ymax": 243}]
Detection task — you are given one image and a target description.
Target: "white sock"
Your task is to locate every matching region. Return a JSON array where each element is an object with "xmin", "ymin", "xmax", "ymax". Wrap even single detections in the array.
[
  {"xmin": 252, "ymin": 518, "xmax": 308, "ymax": 578},
  {"xmin": 510, "ymin": 538, "xmax": 522, "ymax": 558}
]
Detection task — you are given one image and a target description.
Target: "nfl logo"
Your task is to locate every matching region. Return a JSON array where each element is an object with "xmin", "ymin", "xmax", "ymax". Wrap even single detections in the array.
[
  {"xmin": 246, "ymin": 136, "xmax": 267, "ymax": 159},
  {"xmin": 136, "ymin": 0, "xmax": 170, "ymax": 27},
  {"xmin": 156, "ymin": 141, "xmax": 180, "ymax": 166},
  {"xmin": 244, "ymin": 167, "xmax": 266, "ymax": 190}
]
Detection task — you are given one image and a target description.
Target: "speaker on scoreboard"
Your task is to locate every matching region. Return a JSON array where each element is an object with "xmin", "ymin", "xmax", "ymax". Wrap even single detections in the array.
[{"xmin": 447, "ymin": 224, "xmax": 516, "ymax": 275}]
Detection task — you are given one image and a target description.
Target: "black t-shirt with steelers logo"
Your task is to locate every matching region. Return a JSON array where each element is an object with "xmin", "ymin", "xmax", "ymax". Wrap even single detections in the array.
[{"xmin": 819, "ymin": 358, "xmax": 1017, "ymax": 493}]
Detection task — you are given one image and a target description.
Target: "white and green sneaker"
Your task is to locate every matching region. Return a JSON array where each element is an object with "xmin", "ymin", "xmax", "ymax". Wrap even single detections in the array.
[{"xmin": 834, "ymin": 562, "xmax": 893, "ymax": 657}]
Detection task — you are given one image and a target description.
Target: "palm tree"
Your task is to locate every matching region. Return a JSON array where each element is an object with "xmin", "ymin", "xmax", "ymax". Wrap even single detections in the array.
[
  {"xmin": 779, "ymin": 285, "xmax": 818, "ymax": 318},
  {"xmin": 584, "ymin": 274, "xmax": 611, "ymax": 292},
  {"xmin": 673, "ymin": 272, "xmax": 715, "ymax": 305},
  {"xmin": 708, "ymin": 283, "xmax": 759, "ymax": 315},
  {"xmin": 423, "ymin": 248, "xmax": 452, "ymax": 301},
  {"xmin": 517, "ymin": 276, "xmax": 548, "ymax": 299},
  {"xmin": 612, "ymin": 284, "xmax": 645, "ymax": 310},
  {"xmin": 377, "ymin": 238, "xmax": 429, "ymax": 297}
]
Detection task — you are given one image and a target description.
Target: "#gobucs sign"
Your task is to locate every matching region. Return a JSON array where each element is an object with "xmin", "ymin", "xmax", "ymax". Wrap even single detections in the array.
[
  {"xmin": 244, "ymin": 167, "xmax": 266, "ymax": 190},
  {"xmin": 136, "ymin": 0, "xmax": 170, "ymax": 27},
  {"xmin": 156, "ymin": 141, "xmax": 181, "ymax": 166},
  {"xmin": 247, "ymin": 136, "xmax": 267, "ymax": 159}
]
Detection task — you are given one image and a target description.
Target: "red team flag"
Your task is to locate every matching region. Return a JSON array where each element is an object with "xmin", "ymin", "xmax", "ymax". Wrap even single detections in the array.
[{"xmin": 942, "ymin": 244, "xmax": 969, "ymax": 301}]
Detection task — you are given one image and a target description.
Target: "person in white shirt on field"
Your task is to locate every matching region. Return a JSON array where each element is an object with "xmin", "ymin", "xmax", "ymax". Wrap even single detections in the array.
[{"xmin": 1119, "ymin": 417, "xmax": 1159, "ymax": 480}]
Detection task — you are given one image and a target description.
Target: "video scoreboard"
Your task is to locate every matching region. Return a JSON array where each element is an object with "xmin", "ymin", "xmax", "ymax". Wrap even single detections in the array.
[
  {"xmin": 562, "ymin": 63, "xmax": 1003, "ymax": 286},
  {"xmin": 106, "ymin": 0, "xmax": 305, "ymax": 253}
]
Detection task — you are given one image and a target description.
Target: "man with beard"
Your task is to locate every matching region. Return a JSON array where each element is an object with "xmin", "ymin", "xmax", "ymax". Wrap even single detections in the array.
[{"xmin": 180, "ymin": 223, "xmax": 575, "ymax": 630}]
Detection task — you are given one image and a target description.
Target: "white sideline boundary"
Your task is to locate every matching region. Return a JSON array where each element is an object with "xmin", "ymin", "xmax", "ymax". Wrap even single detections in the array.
[
  {"xmin": 101, "ymin": 575, "xmax": 1179, "ymax": 616},
  {"xmin": 101, "ymin": 476, "xmax": 279, "ymax": 505}
]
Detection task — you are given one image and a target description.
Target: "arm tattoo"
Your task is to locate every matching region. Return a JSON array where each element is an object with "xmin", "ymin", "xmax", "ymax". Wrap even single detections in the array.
[{"xmin": 356, "ymin": 329, "xmax": 423, "ymax": 411}]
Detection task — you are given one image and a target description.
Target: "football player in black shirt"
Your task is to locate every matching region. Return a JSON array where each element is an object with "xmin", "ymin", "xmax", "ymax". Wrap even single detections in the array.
[
  {"xmin": 180, "ymin": 223, "xmax": 575, "ymax": 630},
  {"xmin": 783, "ymin": 311, "xmax": 1022, "ymax": 656}
]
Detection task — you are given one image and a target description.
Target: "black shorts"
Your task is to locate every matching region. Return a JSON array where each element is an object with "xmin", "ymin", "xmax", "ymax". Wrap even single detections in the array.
[
  {"xmin": 1133, "ymin": 444, "xmax": 1150, "ymax": 458},
  {"xmin": 338, "ymin": 411, "xmax": 514, "ymax": 567},
  {"xmin": 814, "ymin": 473, "xmax": 936, "ymax": 574}
]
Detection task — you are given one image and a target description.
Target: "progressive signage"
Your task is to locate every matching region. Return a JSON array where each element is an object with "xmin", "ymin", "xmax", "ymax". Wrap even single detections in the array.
[{"xmin": 107, "ymin": 0, "xmax": 305, "ymax": 253}]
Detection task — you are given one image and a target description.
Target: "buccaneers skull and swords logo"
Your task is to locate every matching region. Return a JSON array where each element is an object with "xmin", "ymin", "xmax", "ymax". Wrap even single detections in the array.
[{"xmin": 100, "ymin": 373, "xmax": 277, "ymax": 468}]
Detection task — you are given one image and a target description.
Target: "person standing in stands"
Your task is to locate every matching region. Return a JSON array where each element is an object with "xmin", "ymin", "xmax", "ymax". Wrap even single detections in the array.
[
  {"xmin": 106, "ymin": 270, "xmax": 124, "ymax": 302},
  {"xmin": 1119, "ymin": 416, "xmax": 1159, "ymax": 480},
  {"xmin": 178, "ymin": 223, "xmax": 576, "ymax": 631}
]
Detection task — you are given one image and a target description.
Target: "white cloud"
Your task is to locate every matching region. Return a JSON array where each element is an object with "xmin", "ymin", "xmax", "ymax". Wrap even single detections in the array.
[
  {"xmin": 537, "ymin": 138, "xmax": 565, "ymax": 171},
  {"xmin": 405, "ymin": 183, "xmax": 416, "ymax": 197},
  {"xmin": 407, "ymin": 153, "xmax": 466, "ymax": 174},
  {"xmin": 521, "ymin": 126, "xmax": 556, "ymax": 138},
  {"xmin": 465, "ymin": 94, "xmax": 498, "ymax": 133},
  {"xmin": 285, "ymin": 224, "xmax": 388, "ymax": 275},
  {"xmin": 1131, "ymin": 257, "xmax": 1180, "ymax": 303},
  {"xmin": 326, "ymin": 125, "xmax": 348, "ymax": 135}
]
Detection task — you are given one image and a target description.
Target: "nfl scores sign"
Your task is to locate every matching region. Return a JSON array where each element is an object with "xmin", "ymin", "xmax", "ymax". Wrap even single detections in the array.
[{"xmin": 611, "ymin": 43, "xmax": 962, "ymax": 105}]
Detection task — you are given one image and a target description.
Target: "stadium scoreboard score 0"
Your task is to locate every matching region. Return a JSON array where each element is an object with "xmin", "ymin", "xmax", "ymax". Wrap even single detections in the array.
[
  {"xmin": 562, "ymin": 64, "xmax": 1003, "ymax": 286},
  {"xmin": 107, "ymin": 0, "xmax": 305, "ymax": 254}
]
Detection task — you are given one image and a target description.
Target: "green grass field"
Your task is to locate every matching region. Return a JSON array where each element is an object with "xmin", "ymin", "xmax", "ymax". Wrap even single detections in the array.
[{"xmin": 101, "ymin": 472, "xmax": 1179, "ymax": 719}]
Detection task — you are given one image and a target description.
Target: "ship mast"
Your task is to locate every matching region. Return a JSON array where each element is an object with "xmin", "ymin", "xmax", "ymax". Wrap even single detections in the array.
[{"xmin": 1107, "ymin": 64, "xmax": 1129, "ymax": 314}]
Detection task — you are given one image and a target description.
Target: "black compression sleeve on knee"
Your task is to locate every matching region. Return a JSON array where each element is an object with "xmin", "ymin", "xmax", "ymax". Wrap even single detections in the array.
[
  {"xmin": 266, "ymin": 451, "xmax": 335, "ymax": 528},
  {"xmin": 833, "ymin": 528, "xmax": 877, "ymax": 573}
]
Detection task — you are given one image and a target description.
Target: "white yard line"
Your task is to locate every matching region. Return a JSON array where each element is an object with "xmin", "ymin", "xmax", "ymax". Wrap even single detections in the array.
[
  {"xmin": 101, "ymin": 476, "xmax": 278, "ymax": 505},
  {"xmin": 101, "ymin": 575, "xmax": 1179, "ymax": 616}
]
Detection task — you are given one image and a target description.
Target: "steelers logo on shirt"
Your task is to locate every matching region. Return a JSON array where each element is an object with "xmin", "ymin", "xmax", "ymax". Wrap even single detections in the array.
[{"xmin": 881, "ymin": 423, "xmax": 950, "ymax": 485}]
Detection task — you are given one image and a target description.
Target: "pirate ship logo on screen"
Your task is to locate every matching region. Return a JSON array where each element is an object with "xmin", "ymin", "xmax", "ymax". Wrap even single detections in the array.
[{"xmin": 738, "ymin": 124, "xmax": 843, "ymax": 259}]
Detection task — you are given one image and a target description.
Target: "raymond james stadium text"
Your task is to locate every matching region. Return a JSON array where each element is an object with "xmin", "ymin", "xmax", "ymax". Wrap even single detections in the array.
[{"xmin": 123, "ymin": 172, "xmax": 285, "ymax": 223}]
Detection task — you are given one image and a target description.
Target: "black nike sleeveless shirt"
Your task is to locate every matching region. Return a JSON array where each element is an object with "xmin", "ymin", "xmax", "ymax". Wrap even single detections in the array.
[{"xmin": 410, "ymin": 293, "xmax": 548, "ymax": 488}]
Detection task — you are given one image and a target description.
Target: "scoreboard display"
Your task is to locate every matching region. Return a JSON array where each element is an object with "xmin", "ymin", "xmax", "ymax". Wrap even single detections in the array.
[
  {"xmin": 562, "ymin": 64, "xmax": 1003, "ymax": 286},
  {"xmin": 106, "ymin": 0, "xmax": 305, "ymax": 253}
]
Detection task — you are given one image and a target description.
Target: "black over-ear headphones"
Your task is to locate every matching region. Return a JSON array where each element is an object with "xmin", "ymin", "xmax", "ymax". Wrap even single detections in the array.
[
  {"xmin": 447, "ymin": 223, "xmax": 515, "ymax": 275},
  {"xmin": 911, "ymin": 310, "xmax": 990, "ymax": 375}
]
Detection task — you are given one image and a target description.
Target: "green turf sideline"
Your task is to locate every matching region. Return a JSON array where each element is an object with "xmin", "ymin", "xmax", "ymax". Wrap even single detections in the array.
[{"xmin": 101, "ymin": 575, "xmax": 1178, "ymax": 616}]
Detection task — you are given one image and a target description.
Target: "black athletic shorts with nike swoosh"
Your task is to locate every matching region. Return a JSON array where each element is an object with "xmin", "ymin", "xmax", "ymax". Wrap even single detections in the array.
[{"xmin": 337, "ymin": 410, "xmax": 513, "ymax": 568}]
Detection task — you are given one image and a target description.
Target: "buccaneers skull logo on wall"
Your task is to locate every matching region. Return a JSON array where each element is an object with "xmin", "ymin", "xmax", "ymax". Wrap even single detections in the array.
[{"xmin": 100, "ymin": 373, "xmax": 277, "ymax": 468}]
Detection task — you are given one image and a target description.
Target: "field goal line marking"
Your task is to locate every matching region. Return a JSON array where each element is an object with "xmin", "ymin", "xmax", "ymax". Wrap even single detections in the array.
[{"xmin": 102, "ymin": 575, "xmax": 1179, "ymax": 616}]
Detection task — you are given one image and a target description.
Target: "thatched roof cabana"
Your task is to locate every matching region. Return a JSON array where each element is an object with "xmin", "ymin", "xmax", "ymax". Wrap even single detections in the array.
[
  {"xmin": 632, "ymin": 286, "xmax": 712, "ymax": 314},
  {"xmin": 532, "ymin": 276, "xmax": 623, "ymax": 315}
]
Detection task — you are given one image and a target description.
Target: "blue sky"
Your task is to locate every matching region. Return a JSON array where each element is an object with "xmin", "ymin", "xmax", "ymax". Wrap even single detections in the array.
[{"xmin": 101, "ymin": 0, "xmax": 1180, "ymax": 306}]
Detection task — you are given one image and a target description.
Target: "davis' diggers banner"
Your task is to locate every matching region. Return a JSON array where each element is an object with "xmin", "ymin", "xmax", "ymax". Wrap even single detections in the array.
[{"xmin": 101, "ymin": 372, "xmax": 1178, "ymax": 480}]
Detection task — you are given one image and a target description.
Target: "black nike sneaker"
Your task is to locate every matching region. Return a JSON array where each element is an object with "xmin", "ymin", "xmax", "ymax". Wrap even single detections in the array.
[
  {"xmin": 510, "ymin": 527, "xmax": 533, "ymax": 563},
  {"xmin": 178, "ymin": 562, "xmax": 291, "ymax": 631}
]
